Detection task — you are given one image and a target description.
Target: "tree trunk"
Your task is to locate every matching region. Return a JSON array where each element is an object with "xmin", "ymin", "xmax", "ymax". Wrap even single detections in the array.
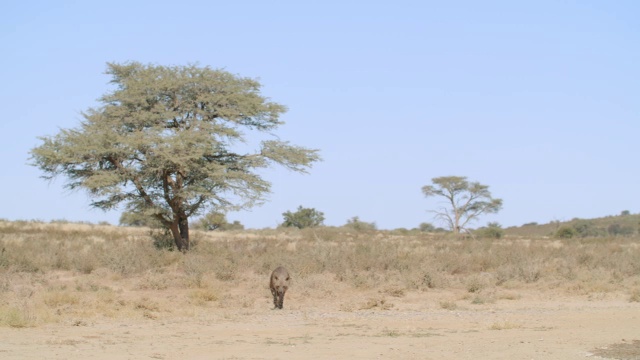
[
  {"xmin": 169, "ymin": 221, "xmax": 188, "ymax": 252},
  {"xmin": 178, "ymin": 216, "xmax": 190, "ymax": 251},
  {"xmin": 453, "ymin": 210, "xmax": 461, "ymax": 235}
]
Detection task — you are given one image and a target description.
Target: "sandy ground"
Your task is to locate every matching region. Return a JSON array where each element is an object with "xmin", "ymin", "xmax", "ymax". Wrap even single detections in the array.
[{"xmin": 0, "ymin": 289, "xmax": 638, "ymax": 360}]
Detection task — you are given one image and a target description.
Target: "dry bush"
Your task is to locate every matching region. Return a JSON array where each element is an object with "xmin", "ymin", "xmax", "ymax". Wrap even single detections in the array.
[
  {"xmin": 439, "ymin": 300, "xmax": 457, "ymax": 310},
  {"xmin": 465, "ymin": 273, "xmax": 493, "ymax": 293},
  {"xmin": 0, "ymin": 304, "xmax": 37, "ymax": 328},
  {"xmin": 42, "ymin": 290, "xmax": 80, "ymax": 308},
  {"xmin": 188, "ymin": 288, "xmax": 219, "ymax": 305},
  {"xmin": 360, "ymin": 297, "xmax": 393, "ymax": 310}
]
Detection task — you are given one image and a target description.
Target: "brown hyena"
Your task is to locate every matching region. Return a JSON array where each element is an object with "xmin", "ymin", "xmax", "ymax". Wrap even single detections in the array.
[{"xmin": 269, "ymin": 266, "xmax": 290, "ymax": 309}]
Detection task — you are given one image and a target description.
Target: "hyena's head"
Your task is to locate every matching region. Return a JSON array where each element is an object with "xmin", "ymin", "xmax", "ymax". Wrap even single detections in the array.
[
  {"xmin": 273, "ymin": 275, "xmax": 289, "ymax": 295},
  {"xmin": 271, "ymin": 266, "xmax": 290, "ymax": 296}
]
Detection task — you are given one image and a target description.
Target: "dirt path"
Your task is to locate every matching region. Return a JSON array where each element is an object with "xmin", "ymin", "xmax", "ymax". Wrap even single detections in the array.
[{"xmin": 1, "ymin": 290, "xmax": 638, "ymax": 360}]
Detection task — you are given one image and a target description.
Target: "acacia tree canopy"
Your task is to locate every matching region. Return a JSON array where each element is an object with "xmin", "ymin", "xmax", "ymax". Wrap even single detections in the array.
[
  {"xmin": 422, "ymin": 176, "xmax": 502, "ymax": 235},
  {"xmin": 30, "ymin": 62, "xmax": 321, "ymax": 251}
]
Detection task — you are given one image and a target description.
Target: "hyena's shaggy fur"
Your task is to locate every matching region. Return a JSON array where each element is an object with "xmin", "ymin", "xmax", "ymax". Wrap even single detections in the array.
[{"xmin": 269, "ymin": 266, "xmax": 290, "ymax": 309}]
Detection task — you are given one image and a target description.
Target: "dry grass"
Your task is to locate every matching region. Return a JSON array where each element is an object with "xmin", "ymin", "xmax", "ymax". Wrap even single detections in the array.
[
  {"xmin": 0, "ymin": 220, "xmax": 639, "ymax": 327},
  {"xmin": 489, "ymin": 321, "xmax": 523, "ymax": 330},
  {"xmin": 439, "ymin": 300, "xmax": 457, "ymax": 310}
]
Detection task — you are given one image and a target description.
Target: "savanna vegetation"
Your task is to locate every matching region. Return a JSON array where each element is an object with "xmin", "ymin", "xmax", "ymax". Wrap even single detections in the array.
[
  {"xmin": 0, "ymin": 217, "xmax": 638, "ymax": 328},
  {"xmin": 17, "ymin": 62, "xmax": 640, "ymax": 337}
]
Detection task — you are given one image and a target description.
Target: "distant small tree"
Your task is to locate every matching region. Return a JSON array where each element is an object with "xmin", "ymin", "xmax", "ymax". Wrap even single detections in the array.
[
  {"xmin": 344, "ymin": 216, "xmax": 377, "ymax": 231},
  {"xmin": 556, "ymin": 226, "xmax": 577, "ymax": 239},
  {"xmin": 225, "ymin": 220, "xmax": 245, "ymax": 231},
  {"xmin": 422, "ymin": 176, "xmax": 503, "ymax": 235},
  {"xmin": 419, "ymin": 222, "xmax": 436, "ymax": 232},
  {"xmin": 193, "ymin": 211, "xmax": 226, "ymax": 231},
  {"xmin": 192, "ymin": 211, "xmax": 245, "ymax": 231},
  {"xmin": 621, "ymin": 210, "xmax": 631, "ymax": 216},
  {"xmin": 281, "ymin": 206, "xmax": 325, "ymax": 229}
]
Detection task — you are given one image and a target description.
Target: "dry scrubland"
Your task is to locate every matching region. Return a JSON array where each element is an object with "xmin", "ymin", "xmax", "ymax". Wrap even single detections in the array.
[
  {"xmin": 0, "ymin": 219, "xmax": 639, "ymax": 328},
  {"xmin": 2, "ymin": 220, "xmax": 640, "ymax": 359}
]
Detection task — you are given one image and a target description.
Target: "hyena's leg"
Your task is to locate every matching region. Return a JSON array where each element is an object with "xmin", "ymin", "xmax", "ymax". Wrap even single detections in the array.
[
  {"xmin": 271, "ymin": 287, "xmax": 278, "ymax": 308},
  {"xmin": 277, "ymin": 292, "xmax": 284, "ymax": 309}
]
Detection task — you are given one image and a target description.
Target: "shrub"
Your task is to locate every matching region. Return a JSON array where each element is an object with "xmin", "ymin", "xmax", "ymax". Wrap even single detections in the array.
[
  {"xmin": 281, "ymin": 206, "xmax": 325, "ymax": 229},
  {"xmin": 572, "ymin": 220, "xmax": 606, "ymax": 238},
  {"xmin": 419, "ymin": 222, "xmax": 435, "ymax": 232},
  {"xmin": 224, "ymin": 220, "xmax": 245, "ymax": 231},
  {"xmin": 392, "ymin": 228, "xmax": 411, "ymax": 235},
  {"xmin": 192, "ymin": 212, "xmax": 244, "ymax": 231},
  {"xmin": 608, "ymin": 223, "xmax": 635, "ymax": 236},
  {"xmin": 151, "ymin": 229, "xmax": 176, "ymax": 251},
  {"xmin": 556, "ymin": 226, "xmax": 577, "ymax": 239},
  {"xmin": 475, "ymin": 222, "xmax": 504, "ymax": 239},
  {"xmin": 0, "ymin": 306, "xmax": 36, "ymax": 328},
  {"xmin": 192, "ymin": 212, "xmax": 227, "ymax": 231}
]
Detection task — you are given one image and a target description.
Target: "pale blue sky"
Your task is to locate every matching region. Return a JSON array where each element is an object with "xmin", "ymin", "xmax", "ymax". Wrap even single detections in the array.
[{"xmin": 1, "ymin": 1, "xmax": 638, "ymax": 229}]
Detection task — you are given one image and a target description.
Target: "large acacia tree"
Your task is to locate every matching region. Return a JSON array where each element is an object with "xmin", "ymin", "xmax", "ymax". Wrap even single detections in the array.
[
  {"xmin": 422, "ymin": 176, "xmax": 502, "ymax": 235},
  {"xmin": 30, "ymin": 62, "xmax": 320, "ymax": 251}
]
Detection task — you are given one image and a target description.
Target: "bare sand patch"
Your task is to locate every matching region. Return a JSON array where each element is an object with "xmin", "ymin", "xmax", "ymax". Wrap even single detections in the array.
[{"xmin": 0, "ymin": 285, "xmax": 638, "ymax": 360}]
